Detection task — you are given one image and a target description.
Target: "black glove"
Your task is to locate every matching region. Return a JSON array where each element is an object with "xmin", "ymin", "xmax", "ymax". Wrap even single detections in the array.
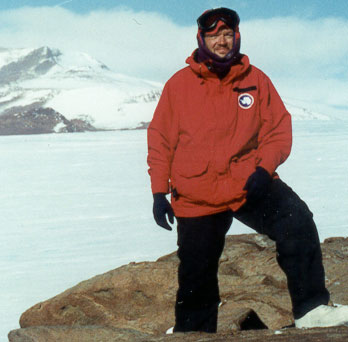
[
  {"xmin": 153, "ymin": 193, "xmax": 174, "ymax": 231},
  {"xmin": 243, "ymin": 167, "xmax": 272, "ymax": 203}
]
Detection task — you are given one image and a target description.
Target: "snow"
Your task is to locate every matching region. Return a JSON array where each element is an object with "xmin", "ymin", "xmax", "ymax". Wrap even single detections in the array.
[
  {"xmin": 0, "ymin": 87, "xmax": 23, "ymax": 104},
  {"xmin": 0, "ymin": 47, "xmax": 162, "ymax": 130},
  {"xmin": 284, "ymin": 101, "xmax": 330, "ymax": 121},
  {"xmin": 37, "ymin": 62, "xmax": 161, "ymax": 129},
  {"xmin": 0, "ymin": 47, "xmax": 36, "ymax": 68},
  {"xmin": 0, "ymin": 120, "xmax": 347, "ymax": 340},
  {"xmin": 45, "ymin": 86, "xmax": 158, "ymax": 129},
  {"xmin": 53, "ymin": 122, "xmax": 66, "ymax": 132},
  {"xmin": 2, "ymin": 46, "xmax": 346, "ymax": 132},
  {"xmin": 54, "ymin": 50, "xmax": 107, "ymax": 71},
  {"xmin": 22, "ymin": 63, "xmax": 161, "ymax": 129}
]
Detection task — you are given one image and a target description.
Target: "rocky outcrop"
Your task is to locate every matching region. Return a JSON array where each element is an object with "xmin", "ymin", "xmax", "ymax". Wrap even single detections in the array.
[
  {"xmin": 0, "ymin": 107, "xmax": 97, "ymax": 135},
  {"xmin": 8, "ymin": 326, "xmax": 348, "ymax": 342},
  {"xmin": 9, "ymin": 234, "xmax": 348, "ymax": 341},
  {"xmin": 19, "ymin": 257, "xmax": 178, "ymax": 335},
  {"xmin": 0, "ymin": 47, "xmax": 60, "ymax": 85}
]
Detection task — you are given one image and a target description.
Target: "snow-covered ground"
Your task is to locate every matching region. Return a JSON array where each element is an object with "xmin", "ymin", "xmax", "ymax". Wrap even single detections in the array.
[{"xmin": 1, "ymin": 120, "xmax": 348, "ymax": 340}]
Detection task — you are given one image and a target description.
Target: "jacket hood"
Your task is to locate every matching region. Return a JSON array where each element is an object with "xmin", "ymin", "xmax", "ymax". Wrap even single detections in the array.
[
  {"xmin": 196, "ymin": 28, "xmax": 241, "ymax": 78},
  {"xmin": 196, "ymin": 16, "xmax": 241, "ymax": 70},
  {"xmin": 186, "ymin": 51, "xmax": 251, "ymax": 83}
]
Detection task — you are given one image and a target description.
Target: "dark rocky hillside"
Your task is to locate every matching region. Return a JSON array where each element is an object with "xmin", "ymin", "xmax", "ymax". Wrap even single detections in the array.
[{"xmin": 0, "ymin": 107, "xmax": 96, "ymax": 135}]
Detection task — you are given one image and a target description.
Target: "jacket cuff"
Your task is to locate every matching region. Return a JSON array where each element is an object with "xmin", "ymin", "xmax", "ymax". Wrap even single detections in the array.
[
  {"xmin": 151, "ymin": 180, "xmax": 170, "ymax": 194},
  {"xmin": 257, "ymin": 158, "xmax": 276, "ymax": 176}
]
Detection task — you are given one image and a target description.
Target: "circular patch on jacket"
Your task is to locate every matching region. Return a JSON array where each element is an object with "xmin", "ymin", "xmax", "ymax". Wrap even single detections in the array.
[{"xmin": 238, "ymin": 93, "xmax": 254, "ymax": 109}]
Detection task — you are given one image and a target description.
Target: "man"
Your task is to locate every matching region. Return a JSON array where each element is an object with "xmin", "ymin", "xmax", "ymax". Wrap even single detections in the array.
[{"xmin": 147, "ymin": 7, "xmax": 348, "ymax": 333}]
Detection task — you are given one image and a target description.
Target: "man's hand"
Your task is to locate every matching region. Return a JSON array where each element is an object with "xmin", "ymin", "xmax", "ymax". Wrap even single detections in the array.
[
  {"xmin": 243, "ymin": 167, "xmax": 272, "ymax": 203},
  {"xmin": 153, "ymin": 193, "xmax": 175, "ymax": 231}
]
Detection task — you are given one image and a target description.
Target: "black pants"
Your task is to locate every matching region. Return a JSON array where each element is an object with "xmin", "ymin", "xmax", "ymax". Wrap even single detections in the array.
[{"xmin": 173, "ymin": 179, "xmax": 330, "ymax": 333}]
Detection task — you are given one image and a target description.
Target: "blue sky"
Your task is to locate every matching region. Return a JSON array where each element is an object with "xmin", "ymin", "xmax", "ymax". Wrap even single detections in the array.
[
  {"xmin": 1, "ymin": 0, "xmax": 348, "ymax": 23},
  {"xmin": 0, "ymin": 1, "xmax": 347, "ymax": 113}
]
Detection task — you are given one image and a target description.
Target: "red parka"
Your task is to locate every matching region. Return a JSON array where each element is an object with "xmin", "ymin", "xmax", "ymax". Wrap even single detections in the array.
[{"xmin": 147, "ymin": 52, "xmax": 292, "ymax": 217}]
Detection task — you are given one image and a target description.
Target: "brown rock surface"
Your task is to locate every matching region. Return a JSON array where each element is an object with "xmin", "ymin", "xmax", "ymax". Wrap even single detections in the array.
[
  {"xmin": 11, "ymin": 234, "xmax": 348, "ymax": 342},
  {"xmin": 19, "ymin": 260, "xmax": 178, "ymax": 334},
  {"xmin": 8, "ymin": 326, "xmax": 348, "ymax": 342}
]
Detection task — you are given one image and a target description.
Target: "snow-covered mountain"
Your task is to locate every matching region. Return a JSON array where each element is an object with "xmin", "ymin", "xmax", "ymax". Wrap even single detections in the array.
[
  {"xmin": 284, "ymin": 101, "xmax": 330, "ymax": 121},
  {"xmin": 0, "ymin": 46, "xmax": 337, "ymax": 135},
  {"xmin": 0, "ymin": 46, "xmax": 162, "ymax": 134}
]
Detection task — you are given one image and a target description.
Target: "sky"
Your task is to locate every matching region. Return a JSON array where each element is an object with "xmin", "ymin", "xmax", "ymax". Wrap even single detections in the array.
[
  {"xmin": 0, "ymin": 0, "xmax": 347, "ymax": 114},
  {"xmin": 1, "ymin": 0, "xmax": 348, "ymax": 24}
]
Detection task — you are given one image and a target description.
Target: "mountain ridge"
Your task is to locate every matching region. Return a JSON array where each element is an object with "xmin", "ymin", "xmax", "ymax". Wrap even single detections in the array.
[
  {"xmin": 0, "ymin": 46, "xmax": 339, "ymax": 135},
  {"xmin": 0, "ymin": 46, "xmax": 162, "ymax": 134}
]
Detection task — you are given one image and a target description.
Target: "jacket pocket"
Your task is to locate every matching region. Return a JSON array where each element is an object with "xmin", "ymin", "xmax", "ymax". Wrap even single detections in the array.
[
  {"xmin": 171, "ymin": 149, "xmax": 210, "ymax": 202},
  {"xmin": 172, "ymin": 149, "xmax": 209, "ymax": 178}
]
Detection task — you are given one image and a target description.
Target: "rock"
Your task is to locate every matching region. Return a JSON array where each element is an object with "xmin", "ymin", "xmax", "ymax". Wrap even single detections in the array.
[
  {"xmin": 218, "ymin": 234, "xmax": 292, "ymax": 330},
  {"xmin": 8, "ymin": 326, "xmax": 348, "ymax": 342},
  {"xmin": 0, "ymin": 106, "xmax": 97, "ymax": 135},
  {"xmin": 8, "ymin": 326, "xmax": 150, "ymax": 342},
  {"xmin": 19, "ymin": 260, "xmax": 178, "ymax": 335},
  {"xmin": 0, "ymin": 47, "xmax": 60, "ymax": 85},
  {"xmin": 13, "ymin": 234, "xmax": 348, "ymax": 341},
  {"xmin": 321, "ymin": 237, "xmax": 348, "ymax": 305}
]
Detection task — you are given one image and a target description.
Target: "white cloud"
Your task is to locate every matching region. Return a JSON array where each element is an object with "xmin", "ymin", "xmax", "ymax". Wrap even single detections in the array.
[
  {"xmin": 242, "ymin": 17, "xmax": 348, "ymax": 78},
  {"xmin": 0, "ymin": 7, "xmax": 347, "ymax": 112},
  {"xmin": 0, "ymin": 7, "xmax": 196, "ymax": 81},
  {"xmin": 241, "ymin": 16, "xmax": 348, "ymax": 111}
]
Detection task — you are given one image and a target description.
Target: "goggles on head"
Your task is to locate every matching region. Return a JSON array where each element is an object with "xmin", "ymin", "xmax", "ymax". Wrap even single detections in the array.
[{"xmin": 197, "ymin": 7, "xmax": 240, "ymax": 32}]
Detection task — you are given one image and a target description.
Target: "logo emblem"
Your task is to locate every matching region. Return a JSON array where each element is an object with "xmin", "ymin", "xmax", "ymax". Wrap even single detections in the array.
[{"xmin": 238, "ymin": 93, "xmax": 254, "ymax": 109}]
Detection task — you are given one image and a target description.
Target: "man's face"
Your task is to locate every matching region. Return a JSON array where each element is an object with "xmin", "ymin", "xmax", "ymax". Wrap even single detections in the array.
[{"xmin": 204, "ymin": 27, "xmax": 234, "ymax": 58}]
